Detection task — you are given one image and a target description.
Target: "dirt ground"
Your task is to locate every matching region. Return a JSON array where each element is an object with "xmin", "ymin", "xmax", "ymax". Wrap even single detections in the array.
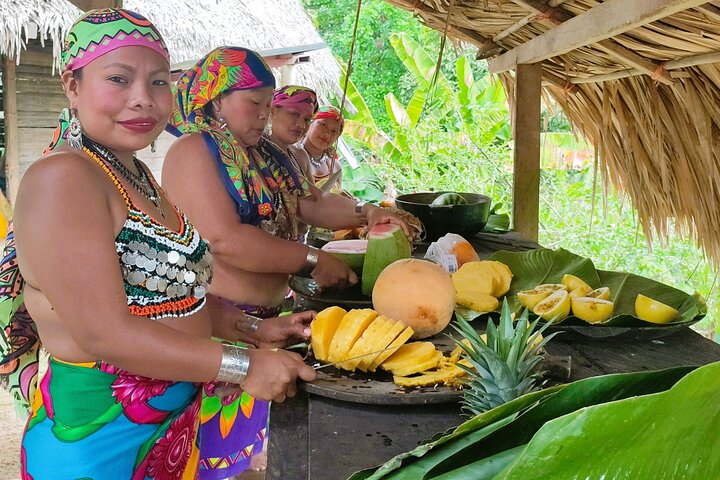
[
  {"xmin": 0, "ymin": 389, "xmax": 23, "ymax": 480},
  {"xmin": 0, "ymin": 388, "xmax": 264, "ymax": 480}
]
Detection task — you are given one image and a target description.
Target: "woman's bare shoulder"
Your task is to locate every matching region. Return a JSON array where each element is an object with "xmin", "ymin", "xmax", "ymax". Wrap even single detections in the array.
[
  {"xmin": 19, "ymin": 149, "xmax": 109, "ymax": 202},
  {"xmin": 165, "ymin": 133, "xmax": 212, "ymax": 165}
]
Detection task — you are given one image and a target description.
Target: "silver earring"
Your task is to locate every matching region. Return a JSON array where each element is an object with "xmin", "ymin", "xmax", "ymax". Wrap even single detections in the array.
[
  {"xmin": 67, "ymin": 109, "xmax": 83, "ymax": 150},
  {"xmin": 217, "ymin": 112, "xmax": 227, "ymax": 130}
]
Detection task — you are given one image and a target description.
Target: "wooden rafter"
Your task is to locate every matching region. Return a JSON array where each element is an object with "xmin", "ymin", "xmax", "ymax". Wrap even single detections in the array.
[
  {"xmin": 488, "ymin": 0, "xmax": 710, "ymax": 74},
  {"xmin": 500, "ymin": 0, "xmax": 674, "ymax": 85}
]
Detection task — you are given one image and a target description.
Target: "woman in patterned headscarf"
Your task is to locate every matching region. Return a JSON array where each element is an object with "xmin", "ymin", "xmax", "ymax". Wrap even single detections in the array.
[
  {"xmin": 164, "ymin": 48, "xmax": 410, "ymax": 477},
  {"xmin": 4, "ymin": 10, "xmax": 313, "ymax": 478}
]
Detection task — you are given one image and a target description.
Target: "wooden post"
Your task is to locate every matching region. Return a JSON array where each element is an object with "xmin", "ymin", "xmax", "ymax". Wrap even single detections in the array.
[
  {"xmin": 3, "ymin": 56, "xmax": 20, "ymax": 205},
  {"xmin": 512, "ymin": 62, "xmax": 542, "ymax": 242}
]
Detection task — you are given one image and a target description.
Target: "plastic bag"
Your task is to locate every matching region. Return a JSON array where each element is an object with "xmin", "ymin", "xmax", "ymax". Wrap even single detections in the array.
[{"xmin": 424, "ymin": 233, "xmax": 480, "ymax": 273}]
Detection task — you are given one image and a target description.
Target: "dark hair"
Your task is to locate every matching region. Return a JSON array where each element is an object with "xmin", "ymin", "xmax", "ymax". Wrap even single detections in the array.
[{"xmin": 72, "ymin": 68, "xmax": 83, "ymax": 80}]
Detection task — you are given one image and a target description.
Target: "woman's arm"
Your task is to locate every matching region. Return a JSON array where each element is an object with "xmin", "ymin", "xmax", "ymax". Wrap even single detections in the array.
[
  {"xmin": 14, "ymin": 152, "xmax": 314, "ymax": 397},
  {"xmin": 162, "ymin": 135, "xmax": 309, "ymax": 274},
  {"xmin": 298, "ymin": 184, "xmax": 412, "ymax": 237}
]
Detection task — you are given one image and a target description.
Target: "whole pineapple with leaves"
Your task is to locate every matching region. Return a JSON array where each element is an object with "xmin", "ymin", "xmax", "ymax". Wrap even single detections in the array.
[{"xmin": 452, "ymin": 299, "xmax": 556, "ymax": 415}]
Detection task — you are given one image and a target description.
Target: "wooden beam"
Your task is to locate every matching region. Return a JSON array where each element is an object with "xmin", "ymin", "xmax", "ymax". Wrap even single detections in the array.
[
  {"xmin": 569, "ymin": 50, "xmax": 720, "ymax": 83},
  {"xmin": 67, "ymin": 0, "xmax": 121, "ymax": 11},
  {"xmin": 512, "ymin": 63, "xmax": 542, "ymax": 242},
  {"xmin": 3, "ymin": 56, "xmax": 20, "ymax": 205},
  {"xmin": 489, "ymin": 0, "xmax": 709, "ymax": 74},
  {"xmin": 505, "ymin": 0, "xmax": 674, "ymax": 84}
]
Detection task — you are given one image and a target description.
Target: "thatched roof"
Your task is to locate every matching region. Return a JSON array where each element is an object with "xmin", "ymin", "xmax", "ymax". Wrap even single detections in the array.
[
  {"xmin": 386, "ymin": 0, "xmax": 720, "ymax": 266},
  {"xmin": 0, "ymin": 0, "xmax": 341, "ymax": 100}
]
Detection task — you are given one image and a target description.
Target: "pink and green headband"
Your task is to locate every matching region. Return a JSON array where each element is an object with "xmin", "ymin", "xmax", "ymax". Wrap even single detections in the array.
[
  {"xmin": 272, "ymin": 85, "xmax": 318, "ymax": 117},
  {"xmin": 61, "ymin": 8, "xmax": 169, "ymax": 72}
]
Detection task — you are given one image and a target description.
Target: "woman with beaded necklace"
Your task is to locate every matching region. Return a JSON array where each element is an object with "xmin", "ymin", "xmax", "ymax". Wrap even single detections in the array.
[
  {"xmin": 4, "ymin": 10, "xmax": 314, "ymax": 478},
  {"xmin": 298, "ymin": 105, "xmax": 345, "ymax": 189}
]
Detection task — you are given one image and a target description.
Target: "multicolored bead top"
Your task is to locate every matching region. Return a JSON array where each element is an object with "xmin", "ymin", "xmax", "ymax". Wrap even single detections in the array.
[{"xmin": 84, "ymin": 146, "xmax": 212, "ymax": 320}]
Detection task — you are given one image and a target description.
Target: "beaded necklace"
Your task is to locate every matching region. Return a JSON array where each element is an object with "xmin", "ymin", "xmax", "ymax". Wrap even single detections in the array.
[{"xmin": 83, "ymin": 135, "xmax": 162, "ymax": 211}]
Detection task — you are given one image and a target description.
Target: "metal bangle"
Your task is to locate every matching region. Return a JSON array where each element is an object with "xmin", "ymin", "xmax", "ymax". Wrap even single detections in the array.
[
  {"xmin": 215, "ymin": 344, "xmax": 250, "ymax": 385},
  {"xmin": 236, "ymin": 313, "xmax": 263, "ymax": 333},
  {"xmin": 305, "ymin": 245, "xmax": 320, "ymax": 270}
]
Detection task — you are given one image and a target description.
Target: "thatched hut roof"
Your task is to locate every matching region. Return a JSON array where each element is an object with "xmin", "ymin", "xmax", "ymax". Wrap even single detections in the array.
[
  {"xmin": 386, "ymin": 0, "xmax": 720, "ymax": 266},
  {"xmin": 0, "ymin": 0, "xmax": 341, "ymax": 100}
]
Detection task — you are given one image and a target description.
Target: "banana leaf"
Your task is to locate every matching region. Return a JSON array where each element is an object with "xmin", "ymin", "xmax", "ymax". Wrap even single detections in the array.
[
  {"xmin": 349, "ymin": 366, "xmax": 693, "ymax": 479},
  {"xmin": 496, "ymin": 361, "xmax": 720, "ymax": 479},
  {"xmin": 490, "ymin": 248, "xmax": 706, "ymax": 327}
]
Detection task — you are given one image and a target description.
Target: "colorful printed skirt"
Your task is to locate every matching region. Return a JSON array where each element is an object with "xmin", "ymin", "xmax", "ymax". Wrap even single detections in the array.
[
  {"xmin": 22, "ymin": 357, "xmax": 202, "ymax": 479},
  {"xmin": 198, "ymin": 302, "xmax": 279, "ymax": 480}
]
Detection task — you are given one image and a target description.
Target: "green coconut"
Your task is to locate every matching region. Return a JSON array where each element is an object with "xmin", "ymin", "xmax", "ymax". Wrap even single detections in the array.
[
  {"xmin": 361, "ymin": 224, "xmax": 412, "ymax": 296},
  {"xmin": 321, "ymin": 239, "xmax": 368, "ymax": 275}
]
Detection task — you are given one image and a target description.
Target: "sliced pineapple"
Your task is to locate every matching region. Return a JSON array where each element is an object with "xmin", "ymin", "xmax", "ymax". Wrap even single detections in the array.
[
  {"xmin": 310, "ymin": 306, "xmax": 347, "ymax": 362},
  {"xmin": 337, "ymin": 316, "xmax": 389, "ymax": 371},
  {"xmin": 384, "ymin": 350, "xmax": 443, "ymax": 377},
  {"xmin": 380, "ymin": 342, "xmax": 438, "ymax": 372},
  {"xmin": 393, "ymin": 362, "xmax": 466, "ymax": 387},
  {"xmin": 357, "ymin": 320, "xmax": 406, "ymax": 372},
  {"xmin": 367, "ymin": 326, "xmax": 414, "ymax": 372},
  {"xmin": 326, "ymin": 309, "xmax": 378, "ymax": 363},
  {"xmin": 455, "ymin": 291, "xmax": 499, "ymax": 312},
  {"xmin": 452, "ymin": 262, "xmax": 497, "ymax": 296}
]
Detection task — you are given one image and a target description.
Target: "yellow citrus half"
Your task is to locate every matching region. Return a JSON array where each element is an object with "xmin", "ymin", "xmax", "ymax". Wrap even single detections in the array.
[
  {"xmin": 635, "ymin": 294, "xmax": 679, "ymax": 324},
  {"xmin": 562, "ymin": 274, "xmax": 591, "ymax": 292},
  {"xmin": 533, "ymin": 289, "xmax": 571, "ymax": 322},
  {"xmin": 571, "ymin": 297, "xmax": 614, "ymax": 324}
]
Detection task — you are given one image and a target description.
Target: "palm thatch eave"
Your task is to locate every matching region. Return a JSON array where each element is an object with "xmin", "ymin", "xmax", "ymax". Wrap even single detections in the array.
[
  {"xmin": 0, "ymin": 0, "xmax": 342, "ymax": 101},
  {"xmin": 386, "ymin": 0, "xmax": 720, "ymax": 267}
]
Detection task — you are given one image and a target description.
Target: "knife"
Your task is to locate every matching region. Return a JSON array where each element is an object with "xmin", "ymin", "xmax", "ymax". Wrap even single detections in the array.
[{"xmin": 313, "ymin": 345, "xmax": 401, "ymax": 370}]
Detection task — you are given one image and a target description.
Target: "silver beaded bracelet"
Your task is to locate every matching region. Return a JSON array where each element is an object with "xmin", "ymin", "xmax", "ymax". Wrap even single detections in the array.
[
  {"xmin": 236, "ymin": 313, "xmax": 263, "ymax": 333},
  {"xmin": 215, "ymin": 344, "xmax": 251, "ymax": 385}
]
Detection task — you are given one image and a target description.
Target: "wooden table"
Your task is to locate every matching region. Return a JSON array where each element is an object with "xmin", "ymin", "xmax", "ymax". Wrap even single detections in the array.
[{"xmin": 268, "ymin": 233, "xmax": 720, "ymax": 479}]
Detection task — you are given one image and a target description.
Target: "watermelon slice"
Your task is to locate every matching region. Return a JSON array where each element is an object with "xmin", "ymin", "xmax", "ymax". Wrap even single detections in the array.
[{"xmin": 321, "ymin": 239, "xmax": 368, "ymax": 275}]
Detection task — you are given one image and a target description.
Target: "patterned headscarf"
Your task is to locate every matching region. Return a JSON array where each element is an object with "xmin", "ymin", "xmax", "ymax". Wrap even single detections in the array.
[
  {"xmin": 168, "ymin": 47, "xmax": 307, "ymax": 226},
  {"xmin": 45, "ymin": 8, "xmax": 170, "ymax": 153},
  {"xmin": 272, "ymin": 85, "xmax": 318, "ymax": 116},
  {"xmin": 313, "ymin": 105, "xmax": 345, "ymax": 133},
  {"xmin": 61, "ymin": 8, "xmax": 169, "ymax": 72}
]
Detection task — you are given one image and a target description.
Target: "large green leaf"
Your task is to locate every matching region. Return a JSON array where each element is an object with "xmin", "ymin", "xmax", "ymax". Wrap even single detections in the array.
[
  {"xmin": 348, "ymin": 387, "xmax": 564, "ymax": 480},
  {"xmin": 350, "ymin": 365, "xmax": 696, "ymax": 480},
  {"xmin": 490, "ymin": 248, "xmax": 706, "ymax": 327},
  {"xmin": 496, "ymin": 362, "xmax": 720, "ymax": 479}
]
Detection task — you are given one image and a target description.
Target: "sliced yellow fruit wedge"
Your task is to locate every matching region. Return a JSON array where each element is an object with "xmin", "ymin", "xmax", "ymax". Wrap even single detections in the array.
[
  {"xmin": 367, "ymin": 326, "xmax": 414, "ymax": 372},
  {"xmin": 456, "ymin": 291, "xmax": 499, "ymax": 312},
  {"xmin": 310, "ymin": 306, "xmax": 347, "ymax": 362},
  {"xmin": 357, "ymin": 320, "xmax": 406, "ymax": 372},
  {"xmin": 536, "ymin": 283, "xmax": 568, "ymax": 292},
  {"xmin": 569, "ymin": 285, "xmax": 593, "ymax": 298},
  {"xmin": 385, "ymin": 351, "xmax": 443, "ymax": 377},
  {"xmin": 635, "ymin": 294, "xmax": 679, "ymax": 324},
  {"xmin": 517, "ymin": 288, "xmax": 552, "ymax": 310},
  {"xmin": 327, "ymin": 309, "xmax": 378, "ymax": 363},
  {"xmin": 380, "ymin": 342, "xmax": 438, "ymax": 372},
  {"xmin": 587, "ymin": 287, "xmax": 611, "ymax": 301},
  {"xmin": 533, "ymin": 289, "xmax": 571, "ymax": 322},
  {"xmin": 562, "ymin": 274, "xmax": 591, "ymax": 292},
  {"xmin": 571, "ymin": 297, "xmax": 614, "ymax": 323}
]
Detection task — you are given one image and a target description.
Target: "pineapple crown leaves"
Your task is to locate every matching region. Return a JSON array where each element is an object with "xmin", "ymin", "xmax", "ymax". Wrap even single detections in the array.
[{"xmin": 451, "ymin": 298, "xmax": 559, "ymax": 415}]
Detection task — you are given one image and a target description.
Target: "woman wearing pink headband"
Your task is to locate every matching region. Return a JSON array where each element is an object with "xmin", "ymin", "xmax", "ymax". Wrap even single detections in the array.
[{"xmin": 300, "ymin": 105, "xmax": 345, "ymax": 189}]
